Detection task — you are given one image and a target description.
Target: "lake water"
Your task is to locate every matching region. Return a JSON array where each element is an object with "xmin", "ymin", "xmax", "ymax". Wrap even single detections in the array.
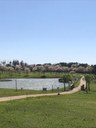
[{"xmin": 0, "ymin": 78, "xmax": 68, "ymax": 90}]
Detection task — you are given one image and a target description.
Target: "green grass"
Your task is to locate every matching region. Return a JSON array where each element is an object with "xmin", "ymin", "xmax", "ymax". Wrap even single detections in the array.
[
  {"xmin": 0, "ymin": 88, "xmax": 59, "ymax": 97},
  {"xmin": 0, "ymin": 72, "xmax": 65, "ymax": 79},
  {"xmin": 0, "ymin": 83, "xmax": 96, "ymax": 128},
  {"xmin": 0, "ymin": 93, "xmax": 96, "ymax": 128},
  {"xmin": 0, "ymin": 72, "xmax": 83, "ymax": 79}
]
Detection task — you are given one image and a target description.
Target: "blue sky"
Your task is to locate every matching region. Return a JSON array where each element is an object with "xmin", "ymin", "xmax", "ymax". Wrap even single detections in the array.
[{"xmin": 0, "ymin": 0, "xmax": 96, "ymax": 65}]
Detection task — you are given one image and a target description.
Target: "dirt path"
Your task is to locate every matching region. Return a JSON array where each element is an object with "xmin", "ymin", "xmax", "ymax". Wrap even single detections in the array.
[
  {"xmin": 60, "ymin": 76, "xmax": 86, "ymax": 95},
  {"xmin": 0, "ymin": 76, "xmax": 86, "ymax": 102}
]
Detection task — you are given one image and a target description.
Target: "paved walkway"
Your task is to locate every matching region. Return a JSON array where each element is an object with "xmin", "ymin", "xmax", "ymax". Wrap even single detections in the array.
[{"xmin": 0, "ymin": 76, "xmax": 86, "ymax": 102}]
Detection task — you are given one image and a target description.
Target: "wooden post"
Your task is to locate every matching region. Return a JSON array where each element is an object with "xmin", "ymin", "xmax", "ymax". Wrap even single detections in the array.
[{"xmin": 15, "ymin": 79, "xmax": 17, "ymax": 91}]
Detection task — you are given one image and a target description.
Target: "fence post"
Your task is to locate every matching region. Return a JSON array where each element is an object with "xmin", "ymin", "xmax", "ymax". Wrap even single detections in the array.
[{"xmin": 15, "ymin": 79, "xmax": 17, "ymax": 91}]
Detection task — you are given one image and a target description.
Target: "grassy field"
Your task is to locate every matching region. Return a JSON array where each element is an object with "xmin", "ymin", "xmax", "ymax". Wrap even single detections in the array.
[
  {"xmin": 0, "ymin": 72, "xmax": 65, "ymax": 79},
  {"xmin": 0, "ymin": 71, "xmax": 82, "ymax": 79},
  {"xmin": 0, "ymin": 88, "xmax": 59, "ymax": 97},
  {"xmin": 0, "ymin": 82, "xmax": 96, "ymax": 128}
]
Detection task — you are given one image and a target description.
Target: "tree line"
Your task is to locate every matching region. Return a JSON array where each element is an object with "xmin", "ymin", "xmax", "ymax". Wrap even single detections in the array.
[{"xmin": 0, "ymin": 60, "xmax": 96, "ymax": 74}]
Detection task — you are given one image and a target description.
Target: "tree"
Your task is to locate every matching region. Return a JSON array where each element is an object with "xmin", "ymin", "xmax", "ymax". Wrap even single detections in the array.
[
  {"xmin": 59, "ymin": 74, "xmax": 73, "ymax": 91},
  {"xmin": 85, "ymin": 75, "xmax": 91, "ymax": 93},
  {"xmin": 92, "ymin": 65, "xmax": 96, "ymax": 74},
  {"xmin": 13, "ymin": 60, "xmax": 19, "ymax": 66}
]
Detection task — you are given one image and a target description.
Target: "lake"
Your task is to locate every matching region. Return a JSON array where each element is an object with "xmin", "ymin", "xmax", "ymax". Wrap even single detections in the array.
[{"xmin": 0, "ymin": 78, "xmax": 68, "ymax": 90}]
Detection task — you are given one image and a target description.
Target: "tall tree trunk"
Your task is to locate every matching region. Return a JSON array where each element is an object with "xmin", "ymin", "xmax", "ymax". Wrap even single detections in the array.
[{"xmin": 64, "ymin": 82, "xmax": 66, "ymax": 91}]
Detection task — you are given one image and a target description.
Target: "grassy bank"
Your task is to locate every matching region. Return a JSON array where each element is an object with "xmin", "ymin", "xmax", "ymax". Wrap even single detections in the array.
[
  {"xmin": 0, "ymin": 72, "xmax": 82, "ymax": 79},
  {"xmin": 0, "ymin": 88, "xmax": 59, "ymax": 97},
  {"xmin": 0, "ymin": 83, "xmax": 96, "ymax": 128},
  {"xmin": 0, "ymin": 72, "xmax": 65, "ymax": 79}
]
